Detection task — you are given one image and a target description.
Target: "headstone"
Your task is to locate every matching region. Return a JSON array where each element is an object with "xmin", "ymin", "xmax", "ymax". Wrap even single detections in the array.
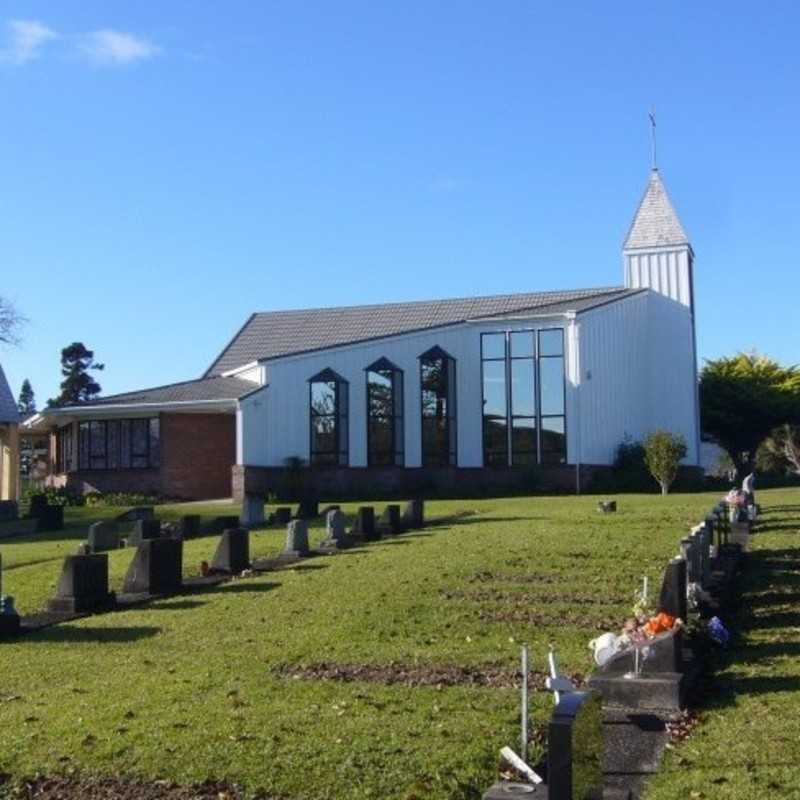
[
  {"xmin": 274, "ymin": 507, "xmax": 292, "ymax": 526},
  {"xmin": 35, "ymin": 504, "xmax": 64, "ymax": 532},
  {"xmin": 0, "ymin": 553, "xmax": 21, "ymax": 637},
  {"xmin": 48, "ymin": 553, "xmax": 115, "ymax": 613},
  {"xmin": 401, "ymin": 498, "xmax": 424, "ymax": 529},
  {"xmin": 319, "ymin": 509, "xmax": 348, "ymax": 550},
  {"xmin": 283, "ymin": 519, "xmax": 310, "ymax": 557},
  {"xmin": 296, "ymin": 497, "xmax": 319, "ymax": 520},
  {"xmin": 679, "ymin": 538, "xmax": 699, "ymax": 586},
  {"xmin": 351, "ymin": 506, "xmax": 377, "ymax": 540},
  {"xmin": 547, "ymin": 691, "xmax": 604, "ymax": 800},
  {"xmin": 179, "ymin": 515, "xmax": 201, "ymax": 539},
  {"xmin": 27, "ymin": 494, "xmax": 49, "ymax": 519},
  {"xmin": 0, "ymin": 501, "xmax": 18, "ymax": 522},
  {"xmin": 597, "ymin": 500, "xmax": 617, "ymax": 513},
  {"xmin": 128, "ymin": 518, "xmax": 162, "ymax": 548},
  {"xmin": 88, "ymin": 521, "xmax": 120, "ymax": 553},
  {"xmin": 211, "ymin": 515, "xmax": 240, "ymax": 533},
  {"xmin": 730, "ymin": 521, "xmax": 750, "ymax": 551},
  {"xmin": 115, "ymin": 506, "xmax": 155, "ymax": 523},
  {"xmin": 320, "ymin": 504, "xmax": 341, "ymax": 517},
  {"xmin": 122, "ymin": 538, "xmax": 183, "ymax": 595},
  {"xmin": 211, "ymin": 528, "xmax": 250, "ymax": 573},
  {"xmin": 240, "ymin": 494, "xmax": 265, "ymax": 526},
  {"xmin": 658, "ymin": 556, "xmax": 688, "ymax": 621},
  {"xmin": 596, "ymin": 628, "xmax": 684, "ymax": 676},
  {"xmin": 378, "ymin": 504, "xmax": 402, "ymax": 535}
]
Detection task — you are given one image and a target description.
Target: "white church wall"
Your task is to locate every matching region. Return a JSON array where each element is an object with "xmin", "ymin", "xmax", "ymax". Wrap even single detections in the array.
[
  {"xmin": 625, "ymin": 247, "xmax": 693, "ymax": 308},
  {"xmin": 645, "ymin": 291, "xmax": 700, "ymax": 464},
  {"xmin": 239, "ymin": 316, "xmax": 571, "ymax": 468},
  {"xmin": 574, "ymin": 291, "xmax": 650, "ymax": 465}
]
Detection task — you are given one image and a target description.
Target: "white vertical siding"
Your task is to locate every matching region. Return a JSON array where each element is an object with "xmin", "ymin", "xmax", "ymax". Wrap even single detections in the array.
[{"xmin": 625, "ymin": 248, "xmax": 693, "ymax": 308}]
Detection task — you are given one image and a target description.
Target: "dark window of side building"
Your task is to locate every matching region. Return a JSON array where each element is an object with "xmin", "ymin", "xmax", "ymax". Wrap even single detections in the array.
[
  {"xmin": 366, "ymin": 358, "xmax": 404, "ymax": 467},
  {"xmin": 538, "ymin": 329, "xmax": 567, "ymax": 464},
  {"xmin": 56, "ymin": 424, "xmax": 74, "ymax": 473},
  {"xmin": 77, "ymin": 418, "xmax": 160, "ymax": 471},
  {"xmin": 309, "ymin": 369, "xmax": 349, "ymax": 466},
  {"xmin": 419, "ymin": 346, "xmax": 457, "ymax": 467}
]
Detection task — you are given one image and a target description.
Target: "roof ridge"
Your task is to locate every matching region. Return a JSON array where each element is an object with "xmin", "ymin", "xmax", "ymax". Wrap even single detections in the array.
[{"xmin": 94, "ymin": 373, "xmax": 256, "ymax": 403}]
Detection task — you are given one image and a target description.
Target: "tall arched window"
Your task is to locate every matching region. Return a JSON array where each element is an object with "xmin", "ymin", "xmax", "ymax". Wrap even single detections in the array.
[
  {"xmin": 419, "ymin": 346, "xmax": 457, "ymax": 466},
  {"xmin": 309, "ymin": 369, "xmax": 349, "ymax": 466},
  {"xmin": 366, "ymin": 358, "xmax": 404, "ymax": 466}
]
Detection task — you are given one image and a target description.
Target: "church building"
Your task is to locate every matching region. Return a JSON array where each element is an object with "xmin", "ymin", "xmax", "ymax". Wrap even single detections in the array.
[{"xmin": 25, "ymin": 168, "xmax": 701, "ymax": 508}]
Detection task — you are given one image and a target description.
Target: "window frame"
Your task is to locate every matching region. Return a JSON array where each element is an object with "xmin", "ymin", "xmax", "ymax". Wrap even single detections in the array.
[
  {"xmin": 365, "ymin": 358, "xmax": 405, "ymax": 467},
  {"xmin": 76, "ymin": 417, "xmax": 160, "ymax": 471},
  {"xmin": 308, "ymin": 368, "xmax": 349, "ymax": 467},
  {"xmin": 419, "ymin": 346, "xmax": 457, "ymax": 467}
]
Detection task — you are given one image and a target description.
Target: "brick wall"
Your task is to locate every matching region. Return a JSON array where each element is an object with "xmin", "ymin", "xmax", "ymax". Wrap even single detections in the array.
[
  {"xmin": 160, "ymin": 413, "xmax": 236, "ymax": 499},
  {"xmin": 57, "ymin": 412, "xmax": 236, "ymax": 501}
]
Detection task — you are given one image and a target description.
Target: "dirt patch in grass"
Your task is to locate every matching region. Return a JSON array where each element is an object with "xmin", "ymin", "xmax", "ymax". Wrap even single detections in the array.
[
  {"xmin": 442, "ymin": 588, "xmax": 628, "ymax": 605},
  {"xmin": 477, "ymin": 607, "xmax": 619, "ymax": 630},
  {"xmin": 468, "ymin": 570, "xmax": 560, "ymax": 584},
  {"xmin": 273, "ymin": 661, "xmax": 585, "ymax": 690},
  {"xmin": 0, "ymin": 776, "xmax": 247, "ymax": 800}
]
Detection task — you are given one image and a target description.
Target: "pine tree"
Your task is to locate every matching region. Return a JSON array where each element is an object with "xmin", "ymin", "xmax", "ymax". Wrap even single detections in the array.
[
  {"xmin": 17, "ymin": 378, "xmax": 36, "ymax": 416},
  {"xmin": 48, "ymin": 343, "xmax": 104, "ymax": 407}
]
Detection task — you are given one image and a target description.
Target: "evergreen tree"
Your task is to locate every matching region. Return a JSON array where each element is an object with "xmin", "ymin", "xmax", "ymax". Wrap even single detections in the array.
[
  {"xmin": 49, "ymin": 342, "xmax": 104, "ymax": 406},
  {"xmin": 17, "ymin": 378, "xmax": 36, "ymax": 416}
]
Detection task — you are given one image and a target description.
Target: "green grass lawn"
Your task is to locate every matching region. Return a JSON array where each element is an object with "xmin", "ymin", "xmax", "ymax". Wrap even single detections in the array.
[
  {"xmin": 0, "ymin": 489, "xmax": 796, "ymax": 799},
  {"xmin": 644, "ymin": 491, "xmax": 800, "ymax": 800}
]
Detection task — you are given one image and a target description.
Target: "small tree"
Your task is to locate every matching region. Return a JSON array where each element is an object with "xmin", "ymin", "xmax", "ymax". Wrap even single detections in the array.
[
  {"xmin": 49, "ymin": 342, "xmax": 104, "ymax": 407},
  {"xmin": 643, "ymin": 430, "xmax": 688, "ymax": 496},
  {"xmin": 17, "ymin": 379, "xmax": 36, "ymax": 416}
]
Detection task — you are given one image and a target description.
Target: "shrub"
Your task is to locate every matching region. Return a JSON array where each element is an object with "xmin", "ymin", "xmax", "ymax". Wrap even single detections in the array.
[
  {"xmin": 21, "ymin": 486, "xmax": 84, "ymax": 509},
  {"xmin": 644, "ymin": 430, "xmax": 688, "ymax": 495}
]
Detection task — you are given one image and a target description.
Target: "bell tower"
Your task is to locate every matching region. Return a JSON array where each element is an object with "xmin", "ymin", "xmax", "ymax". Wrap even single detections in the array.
[{"xmin": 623, "ymin": 168, "xmax": 694, "ymax": 311}]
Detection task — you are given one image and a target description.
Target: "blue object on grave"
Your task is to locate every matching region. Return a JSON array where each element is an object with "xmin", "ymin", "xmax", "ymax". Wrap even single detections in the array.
[
  {"xmin": 708, "ymin": 616, "xmax": 730, "ymax": 647},
  {"xmin": 1, "ymin": 595, "xmax": 17, "ymax": 615}
]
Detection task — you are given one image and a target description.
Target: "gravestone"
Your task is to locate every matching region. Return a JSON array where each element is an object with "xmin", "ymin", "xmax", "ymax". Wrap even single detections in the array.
[
  {"xmin": 179, "ymin": 515, "xmax": 201, "ymax": 539},
  {"xmin": 128, "ymin": 518, "xmax": 162, "ymax": 548},
  {"xmin": 0, "ymin": 554, "xmax": 21, "ymax": 637},
  {"xmin": 27, "ymin": 494, "xmax": 49, "ymax": 519},
  {"xmin": 274, "ymin": 507, "xmax": 292, "ymax": 526},
  {"xmin": 48, "ymin": 553, "xmax": 115, "ymax": 614},
  {"xmin": 730, "ymin": 521, "xmax": 750, "ymax": 551},
  {"xmin": 297, "ymin": 497, "xmax": 319, "ymax": 520},
  {"xmin": 319, "ymin": 509, "xmax": 348, "ymax": 550},
  {"xmin": 597, "ymin": 500, "xmax": 617, "ymax": 513},
  {"xmin": 122, "ymin": 538, "xmax": 183, "ymax": 595},
  {"xmin": 658, "ymin": 556, "xmax": 688, "ymax": 621},
  {"xmin": 679, "ymin": 538, "xmax": 699, "ymax": 586},
  {"xmin": 88, "ymin": 521, "xmax": 120, "ymax": 553},
  {"xmin": 241, "ymin": 494, "xmax": 265, "ymax": 526},
  {"xmin": 35, "ymin": 504, "xmax": 64, "ymax": 532},
  {"xmin": 0, "ymin": 501, "xmax": 18, "ymax": 522},
  {"xmin": 211, "ymin": 528, "xmax": 250, "ymax": 573},
  {"xmin": 483, "ymin": 691, "xmax": 603, "ymax": 800},
  {"xmin": 378, "ymin": 504, "xmax": 402, "ymax": 535},
  {"xmin": 402, "ymin": 498, "xmax": 424, "ymax": 530},
  {"xmin": 211, "ymin": 515, "xmax": 240, "ymax": 534},
  {"xmin": 351, "ymin": 506, "xmax": 377, "ymax": 540},
  {"xmin": 283, "ymin": 519, "xmax": 310, "ymax": 557},
  {"xmin": 116, "ymin": 506, "xmax": 155, "ymax": 522}
]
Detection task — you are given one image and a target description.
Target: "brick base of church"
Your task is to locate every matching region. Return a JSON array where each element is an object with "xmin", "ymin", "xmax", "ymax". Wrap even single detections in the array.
[{"xmin": 232, "ymin": 463, "xmax": 606, "ymax": 502}]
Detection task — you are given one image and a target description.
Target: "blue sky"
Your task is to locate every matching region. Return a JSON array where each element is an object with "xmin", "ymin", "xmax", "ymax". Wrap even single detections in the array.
[{"xmin": 1, "ymin": 2, "xmax": 798, "ymax": 405}]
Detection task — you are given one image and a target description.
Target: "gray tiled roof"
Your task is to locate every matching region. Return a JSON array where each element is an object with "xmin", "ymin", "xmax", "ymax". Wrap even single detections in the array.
[
  {"xmin": 0, "ymin": 364, "xmax": 20, "ymax": 424},
  {"xmin": 58, "ymin": 375, "xmax": 258, "ymax": 409},
  {"xmin": 206, "ymin": 286, "xmax": 638, "ymax": 376},
  {"xmin": 624, "ymin": 169, "xmax": 689, "ymax": 249}
]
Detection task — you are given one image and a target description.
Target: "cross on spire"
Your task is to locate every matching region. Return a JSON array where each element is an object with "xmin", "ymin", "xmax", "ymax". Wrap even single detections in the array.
[{"xmin": 649, "ymin": 107, "xmax": 657, "ymax": 170}]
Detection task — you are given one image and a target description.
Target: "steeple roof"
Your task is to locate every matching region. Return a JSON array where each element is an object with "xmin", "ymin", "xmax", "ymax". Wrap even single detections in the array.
[{"xmin": 624, "ymin": 169, "xmax": 690, "ymax": 250}]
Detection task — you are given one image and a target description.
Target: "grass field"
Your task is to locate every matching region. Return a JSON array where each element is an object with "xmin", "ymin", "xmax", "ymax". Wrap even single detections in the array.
[{"xmin": 0, "ymin": 489, "xmax": 796, "ymax": 799}]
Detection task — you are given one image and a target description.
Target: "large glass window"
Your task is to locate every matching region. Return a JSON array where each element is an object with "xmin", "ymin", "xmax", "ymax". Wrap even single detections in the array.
[
  {"xmin": 56, "ymin": 424, "xmax": 74, "ymax": 473},
  {"xmin": 538, "ymin": 329, "xmax": 566, "ymax": 464},
  {"xmin": 366, "ymin": 358, "xmax": 404, "ymax": 467},
  {"xmin": 481, "ymin": 334, "xmax": 508, "ymax": 466},
  {"xmin": 309, "ymin": 369, "xmax": 349, "ymax": 466},
  {"xmin": 77, "ymin": 418, "xmax": 160, "ymax": 471},
  {"xmin": 480, "ymin": 328, "xmax": 566, "ymax": 466},
  {"xmin": 419, "ymin": 346, "xmax": 457, "ymax": 466}
]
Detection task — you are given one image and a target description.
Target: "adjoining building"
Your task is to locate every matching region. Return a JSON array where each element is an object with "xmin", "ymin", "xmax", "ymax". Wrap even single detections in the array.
[
  {"xmin": 24, "ymin": 168, "xmax": 701, "ymax": 507},
  {"xmin": 0, "ymin": 364, "xmax": 21, "ymax": 503}
]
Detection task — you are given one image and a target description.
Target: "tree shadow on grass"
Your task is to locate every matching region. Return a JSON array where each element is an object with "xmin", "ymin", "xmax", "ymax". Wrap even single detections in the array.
[
  {"xmin": 146, "ymin": 599, "xmax": 208, "ymax": 611},
  {"xmin": 213, "ymin": 581, "xmax": 282, "ymax": 594},
  {"xmin": 26, "ymin": 625, "xmax": 161, "ymax": 644}
]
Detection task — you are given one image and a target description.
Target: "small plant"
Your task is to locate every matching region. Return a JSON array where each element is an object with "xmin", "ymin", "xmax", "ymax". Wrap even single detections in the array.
[{"xmin": 643, "ymin": 430, "xmax": 688, "ymax": 496}]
